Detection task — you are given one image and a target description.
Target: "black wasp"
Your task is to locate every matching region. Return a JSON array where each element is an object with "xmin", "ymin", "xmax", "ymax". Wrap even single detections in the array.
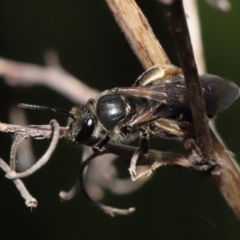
[{"xmin": 19, "ymin": 65, "xmax": 240, "ymax": 180}]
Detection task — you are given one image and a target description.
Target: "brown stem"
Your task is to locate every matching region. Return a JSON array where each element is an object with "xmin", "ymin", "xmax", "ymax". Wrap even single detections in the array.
[
  {"xmin": 212, "ymin": 134, "xmax": 240, "ymax": 220},
  {"xmin": 164, "ymin": 0, "xmax": 213, "ymax": 161},
  {"xmin": 105, "ymin": 0, "xmax": 171, "ymax": 69}
]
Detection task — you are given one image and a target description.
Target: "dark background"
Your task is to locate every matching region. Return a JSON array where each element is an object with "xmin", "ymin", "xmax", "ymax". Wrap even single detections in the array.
[{"xmin": 1, "ymin": 0, "xmax": 240, "ymax": 239}]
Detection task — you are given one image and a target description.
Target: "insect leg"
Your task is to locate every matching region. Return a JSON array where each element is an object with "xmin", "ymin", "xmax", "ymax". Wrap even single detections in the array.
[
  {"xmin": 129, "ymin": 119, "xmax": 189, "ymax": 181},
  {"xmin": 92, "ymin": 134, "xmax": 110, "ymax": 152},
  {"xmin": 147, "ymin": 118, "xmax": 187, "ymax": 139},
  {"xmin": 129, "ymin": 129, "xmax": 152, "ymax": 181}
]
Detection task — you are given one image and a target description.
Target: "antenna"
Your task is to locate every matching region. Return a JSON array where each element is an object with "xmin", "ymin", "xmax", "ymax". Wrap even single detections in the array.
[{"xmin": 18, "ymin": 103, "xmax": 75, "ymax": 120}]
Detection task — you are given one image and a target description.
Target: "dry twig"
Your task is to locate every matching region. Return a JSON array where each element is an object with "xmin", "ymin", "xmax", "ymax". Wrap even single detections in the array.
[
  {"xmin": 106, "ymin": 0, "xmax": 170, "ymax": 69},
  {"xmin": 6, "ymin": 120, "xmax": 60, "ymax": 179},
  {"xmin": 0, "ymin": 120, "xmax": 190, "ymax": 216},
  {"xmin": 0, "ymin": 158, "xmax": 37, "ymax": 208},
  {"xmin": 164, "ymin": 1, "xmax": 213, "ymax": 160},
  {"xmin": 0, "ymin": 53, "xmax": 98, "ymax": 104}
]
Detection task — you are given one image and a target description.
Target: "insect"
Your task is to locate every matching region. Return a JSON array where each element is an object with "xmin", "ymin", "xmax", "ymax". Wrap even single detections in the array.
[{"xmin": 19, "ymin": 65, "xmax": 240, "ymax": 180}]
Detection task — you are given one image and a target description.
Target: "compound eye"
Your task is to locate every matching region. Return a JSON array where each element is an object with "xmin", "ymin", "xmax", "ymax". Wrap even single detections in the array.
[{"xmin": 75, "ymin": 118, "xmax": 94, "ymax": 144}]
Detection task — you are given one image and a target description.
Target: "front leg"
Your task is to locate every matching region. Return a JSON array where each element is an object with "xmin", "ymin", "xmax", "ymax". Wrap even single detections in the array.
[{"xmin": 92, "ymin": 134, "xmax": 110, "ymax": 152}]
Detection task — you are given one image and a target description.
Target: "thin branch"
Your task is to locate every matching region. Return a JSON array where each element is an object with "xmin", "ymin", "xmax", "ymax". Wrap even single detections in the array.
[
  {"xmin": 105, "ymin": 0, "xmax": 171, "ymax": 70},
  {"xmin": 0, "ymin": 119, "xmax": 191, "ymax": 213},
  {"xmin": 78, "ymin": 146, "xmax": 190, "ymax": 217},
  {"xmin": 212, "ymin": 134, "xmax": 240, "ymax": 220},
  {"xmin": 60, "ymin": 143, "xmax": 152, "ymax": 202},
  {"xmin": 86, "ymin": 151, "xmax": 151, "ymax": 198},
  {"xmin": 79, "ymin": 152, "xmax": 136, "ymax": 217},
  {"xmin": 10, "ymin": 134, "xmax": 27, "ymax": 170},
  {"xmin": 164, "ymin": 0, "xmax": 213, "ymax": 161},
  {"xmin": 9, "ymin": 106, "xmax": 36, "ymax": 171},
  {"xmin": 6, "ymin": 120, "xmax": 60, "ymax": 179},
  {"xmin": 0, "ymin": 158, "xmax": 37, "ymax": 208},
  {"xmin": 0, "ymin": 54, "xmax": 98, "ymax": 104},
  {"xmin": 183, "ymin": 0, "xmax": 206, "ymax": 74},
  {"xmin": 59, "ymin": 181, "xmax": 79, "ymax": 201},
  {"xmin": 0, "ymin": 122, "xmax": 66, "ymax": 139},
  {"xmin": 77, "ymin": 142, "xmax": 191, "ymax": 216},
  {"xmin": 105, "ymin": 142, "xmax": 190, "ymax": 168},
  {"xmin": 59, "ymin": 145, "xmax": 93, "ymax": 202}
]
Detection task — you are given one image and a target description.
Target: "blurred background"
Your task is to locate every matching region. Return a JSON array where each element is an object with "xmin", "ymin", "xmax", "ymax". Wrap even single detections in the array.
[{"xmin": 1, "ymin": 0, "xmax": 240, "ymax": 239}]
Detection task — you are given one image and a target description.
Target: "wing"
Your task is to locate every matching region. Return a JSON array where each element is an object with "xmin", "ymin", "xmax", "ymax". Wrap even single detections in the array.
[
  {"xmin": 115, "ymin": 74, "xmax": 239, "ymax": 118},
  {"xmin": 119, "ymin": 100, "xmax": 183, "ymax": 130},
  {"xmin": 200, "ymin": 74, "xmax": 239, "ymax": 117},
  {"xmin": 115, "ymin": 76, "xmax": 189, "ymax": 109},
  {"xmin": 123, "ymin": 100, "xmax": 162, "ymax": 128}
]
